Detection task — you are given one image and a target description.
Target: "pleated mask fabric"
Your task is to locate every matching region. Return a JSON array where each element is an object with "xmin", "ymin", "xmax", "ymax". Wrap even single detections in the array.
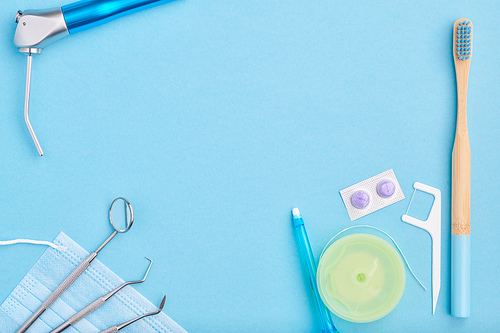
[{"xmin": 0, "ymin": 232, "xmax": 187, "ymax": 333}]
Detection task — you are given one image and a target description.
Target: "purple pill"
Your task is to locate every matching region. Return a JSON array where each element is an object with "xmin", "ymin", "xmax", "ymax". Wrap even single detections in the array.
[
  {"xmin": 377, "ymin": 180, "xmax": 395, "ymax": 198},
  {"xmin": 351, "ymin": 190, "xmax": 370, "ymax": 209}
]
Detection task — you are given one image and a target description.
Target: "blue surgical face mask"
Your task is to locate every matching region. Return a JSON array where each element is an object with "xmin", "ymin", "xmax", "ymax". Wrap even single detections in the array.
[{"xmin": 0, "ymin": 232, "xmax": 186, "ymax": 333}]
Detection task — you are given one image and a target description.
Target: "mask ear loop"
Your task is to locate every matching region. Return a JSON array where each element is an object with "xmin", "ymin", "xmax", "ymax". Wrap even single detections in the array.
[
  {"xmin": 320, "ymin": 225, "xmax": 427, "ymax": 291},
  {"xmin": 0, "ymin": 239, "xmax": 64, "ymax": 251}
]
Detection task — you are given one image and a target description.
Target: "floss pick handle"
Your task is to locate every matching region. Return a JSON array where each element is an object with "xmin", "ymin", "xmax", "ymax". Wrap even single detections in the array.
[{"xmin": 402, "ymin": 182, "xmax": 441, "ymax": 315}]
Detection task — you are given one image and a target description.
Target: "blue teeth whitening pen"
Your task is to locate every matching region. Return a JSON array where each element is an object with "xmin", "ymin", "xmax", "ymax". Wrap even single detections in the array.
[{"xmin": 292, "ymin": 208, "xmax": 338, "ymax": 333}]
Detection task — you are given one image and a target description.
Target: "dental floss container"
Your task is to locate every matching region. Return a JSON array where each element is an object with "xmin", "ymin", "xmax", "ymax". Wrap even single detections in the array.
[{"xmin": 317, "ymin": 233, "xmax": 406, "ymax": 323}]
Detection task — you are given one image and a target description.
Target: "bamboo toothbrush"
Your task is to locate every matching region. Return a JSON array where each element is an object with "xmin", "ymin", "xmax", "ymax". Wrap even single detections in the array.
[{"xmin": 451, "ymin": 18, "xmax": 472, "ymax": 318}]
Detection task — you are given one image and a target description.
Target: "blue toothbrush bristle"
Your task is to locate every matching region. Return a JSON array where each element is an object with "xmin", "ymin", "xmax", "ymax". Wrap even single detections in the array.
[{"xmin": 456, "ymin": 20, "xmax": 471, "ymax": 61}]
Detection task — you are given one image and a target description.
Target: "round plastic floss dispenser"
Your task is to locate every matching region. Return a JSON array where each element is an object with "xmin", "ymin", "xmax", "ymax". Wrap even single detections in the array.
[{"xmin": 317, "ymin": 233, "xmax": 406, "ymax": 323}]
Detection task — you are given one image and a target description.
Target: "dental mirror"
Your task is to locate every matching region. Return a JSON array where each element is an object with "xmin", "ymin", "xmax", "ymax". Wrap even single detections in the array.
[{"xmin": 109, "ymin": 197, "xmax": 134, "ymax": 233}]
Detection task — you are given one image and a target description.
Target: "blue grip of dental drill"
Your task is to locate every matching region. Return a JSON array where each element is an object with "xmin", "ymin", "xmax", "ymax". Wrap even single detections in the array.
[{"xmin": 61, "ymin": 0, "xmax": 175, "ymax": 34}]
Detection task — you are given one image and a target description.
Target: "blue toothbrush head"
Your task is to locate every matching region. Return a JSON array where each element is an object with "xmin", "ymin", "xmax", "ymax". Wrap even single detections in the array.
[{"xmin": 455, "ymin": 19, "xmax": 472, "ymax": 61}]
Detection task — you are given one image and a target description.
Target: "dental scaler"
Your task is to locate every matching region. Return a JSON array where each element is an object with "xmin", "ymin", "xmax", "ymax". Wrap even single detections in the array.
[{"xmin": 14, "ymin": 0, "xmax": 174, "ymax": 156}]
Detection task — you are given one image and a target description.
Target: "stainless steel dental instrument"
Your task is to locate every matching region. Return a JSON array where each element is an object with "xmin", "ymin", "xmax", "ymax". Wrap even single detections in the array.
[
  {"xmin": 99, "ymin": 295, "xmax": 167, "ymax": 333},
  {"xmin": 51, "ymin": 256, "xmax": 153, "ymax": 333},
  {"xmin": 16, "ymin": 197, "xmax": 134, "ymax": 333},
  {"xmin": 23, "ymin": 49, "xmax": 43, "ymax": 155},
  {"xmin": 14, "ymin": 0, "xmax": 175, "ymax": 156}
]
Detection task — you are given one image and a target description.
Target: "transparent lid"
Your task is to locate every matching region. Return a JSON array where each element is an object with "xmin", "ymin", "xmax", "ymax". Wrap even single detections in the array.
[{"xmin": 317, "ymin": 233, "xmax": 405, "ymax": 323}]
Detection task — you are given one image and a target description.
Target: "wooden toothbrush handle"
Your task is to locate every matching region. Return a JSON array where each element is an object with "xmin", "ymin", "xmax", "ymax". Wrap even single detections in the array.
[{"xmin": 451, "ymin": 104, "xmax": 471, "ymax": 235}]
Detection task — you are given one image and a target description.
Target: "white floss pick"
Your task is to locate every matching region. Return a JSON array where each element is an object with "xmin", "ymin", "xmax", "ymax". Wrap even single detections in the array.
[{"xmin": 340, "ymin": 169, "xmax": 405, "ymax": 221}]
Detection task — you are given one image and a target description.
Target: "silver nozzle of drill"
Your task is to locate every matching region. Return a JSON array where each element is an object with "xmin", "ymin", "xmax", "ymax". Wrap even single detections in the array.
[
  {"xmin": 15, "ymin": 8, "xmax": 69, "ymax": 156},
  {"xmin": 23, "ymin": 51, "xmax": 44, "ymax": 156}
]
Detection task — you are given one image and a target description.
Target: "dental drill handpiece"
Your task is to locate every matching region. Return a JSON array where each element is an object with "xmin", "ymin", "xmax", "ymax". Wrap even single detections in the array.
[{"xmin": 14, "ymin": 0, "xmax": 175, "ymax": 156}]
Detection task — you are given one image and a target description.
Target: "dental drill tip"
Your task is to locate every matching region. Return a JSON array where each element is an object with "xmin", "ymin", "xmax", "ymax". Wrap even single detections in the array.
[
  {"xmin": 24, "ymin": 53, "xmax": 44, "ymax": 156},
  {"xmin": 292, "ymin": 208, "xmax": 300, "ymax": 216}
]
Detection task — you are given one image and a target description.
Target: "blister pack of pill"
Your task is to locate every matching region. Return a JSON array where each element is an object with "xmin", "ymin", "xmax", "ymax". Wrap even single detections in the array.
[{"xmin": 339, "ymin": 169, "xmax": 405, "ymax": 221}]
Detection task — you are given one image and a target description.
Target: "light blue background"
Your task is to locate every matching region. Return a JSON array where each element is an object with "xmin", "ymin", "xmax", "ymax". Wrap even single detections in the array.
[{"xmin": 1, "ymin": 0, "xmax": 499, "ymax": 332}]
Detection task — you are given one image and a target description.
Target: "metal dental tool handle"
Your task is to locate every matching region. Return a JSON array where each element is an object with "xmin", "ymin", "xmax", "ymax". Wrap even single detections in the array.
[
  {"xmin": 51, "ymin": 257, "xmax": 153, "ymax": 333},
  {"xmin": 15, "ymin": 251, "xmax": 98, "ymax": 333},
  {"xmin": 99, "ymin": 295, "xmax": 166, "ymax": 333},
  {"xmin": 16, "ymin": 198, "xmax": 134, "ymax": 333}
]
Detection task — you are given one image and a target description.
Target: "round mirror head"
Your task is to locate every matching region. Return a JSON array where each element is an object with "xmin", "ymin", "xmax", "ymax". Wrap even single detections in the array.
[{"xmin": 109, "ymin": 197, "xmax": 134, "ymax": 233}]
